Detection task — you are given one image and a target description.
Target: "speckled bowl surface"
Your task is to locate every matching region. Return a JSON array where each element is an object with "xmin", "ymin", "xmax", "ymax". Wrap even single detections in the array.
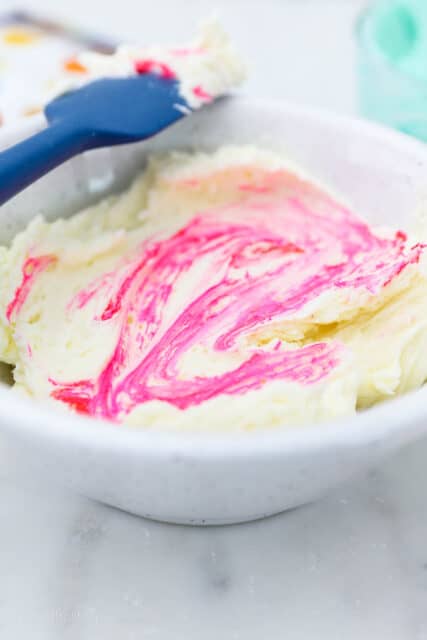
[{"xmin": 1, "ymin": 98, "xmax": 427, "ymax": 524}]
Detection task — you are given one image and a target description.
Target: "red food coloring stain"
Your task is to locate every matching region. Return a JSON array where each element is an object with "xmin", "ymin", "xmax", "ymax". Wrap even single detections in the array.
[
  {"xmin": 192, "ymin": 85, "xmax": 212, "ymax": 102},
  {"xmin": 51, "ymin": 382, "xmax": 93, "ymax": 415},
  {"xmin": 134, "ymin": 59, "xmax": 176, "ymax": 79}
]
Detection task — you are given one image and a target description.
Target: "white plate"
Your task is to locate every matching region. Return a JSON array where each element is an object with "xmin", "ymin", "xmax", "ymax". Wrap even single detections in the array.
[{"xmin": 1, "ymin": 98, "xmax": 427, "ymax": 525}]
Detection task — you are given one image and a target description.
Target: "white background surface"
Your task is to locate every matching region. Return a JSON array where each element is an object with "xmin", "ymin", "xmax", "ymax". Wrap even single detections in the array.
[
  {"xmin": 2, "ymin": 1, "xmax": 427, "ymax": 639},
  {"xmin": 5, "ymin": 0, "xmax": 366, "ymax": 113}
]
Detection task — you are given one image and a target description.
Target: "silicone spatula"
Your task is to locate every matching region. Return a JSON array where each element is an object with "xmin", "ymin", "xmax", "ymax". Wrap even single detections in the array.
[{"xmin": 0, "ymin": 74, "xmax": 190, "ymax": 206}]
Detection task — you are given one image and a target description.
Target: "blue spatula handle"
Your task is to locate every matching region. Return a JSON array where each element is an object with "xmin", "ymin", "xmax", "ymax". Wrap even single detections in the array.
[
  {"xmin": 0, "ymin": 74, "xmax": 190, "ymax": 207},
  {"xmin": 0, "ymin": 122, "xmax": 91, "ymax": 206}
]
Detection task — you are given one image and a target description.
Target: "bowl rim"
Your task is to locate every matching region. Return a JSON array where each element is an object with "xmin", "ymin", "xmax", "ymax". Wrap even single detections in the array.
[{"xmin": 2, "ymin": 96, "xmax": 427, "ymax": 458}]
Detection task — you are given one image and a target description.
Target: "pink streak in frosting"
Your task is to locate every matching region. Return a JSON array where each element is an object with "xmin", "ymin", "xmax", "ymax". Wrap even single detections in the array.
[
  {"xmin": 134, "ymin": 59, "xmax": 176, "ymax": 79},
  {"xmin": 192, "ymin": 85, "xmax": 213, "ymax": 102},
  {"xmin": 42, "ymin": 170, "xmax": 425, "ymax": 421},
  {"xmin": 6, "ymin": 255, "xmax": 56, "ymax": 323}
]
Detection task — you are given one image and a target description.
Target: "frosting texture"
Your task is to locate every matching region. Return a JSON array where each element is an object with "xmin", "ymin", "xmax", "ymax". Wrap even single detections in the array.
[
  {"xmin": 1, "ymin": 147, "xmax": 427, "ymax": 430},
  {"xmin": 48, "ymin": 21, "xmax": 246, "ymax": 109}
]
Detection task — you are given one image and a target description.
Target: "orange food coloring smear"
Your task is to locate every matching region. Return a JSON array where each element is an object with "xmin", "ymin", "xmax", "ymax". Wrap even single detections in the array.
[{"xmin": 64, "ymin": 58, "xmax": 87, "ymax": 74}]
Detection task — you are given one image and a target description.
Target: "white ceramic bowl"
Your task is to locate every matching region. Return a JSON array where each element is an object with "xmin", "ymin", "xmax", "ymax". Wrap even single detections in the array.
[{"xmin": 1, "ymin": 98, "xmax": 427, "ymax": 525}]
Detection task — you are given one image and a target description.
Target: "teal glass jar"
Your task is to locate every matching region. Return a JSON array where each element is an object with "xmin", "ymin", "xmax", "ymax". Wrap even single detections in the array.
[{"xmin": 357, "ymin": 0, "xmax": 427, "ymax": 141}]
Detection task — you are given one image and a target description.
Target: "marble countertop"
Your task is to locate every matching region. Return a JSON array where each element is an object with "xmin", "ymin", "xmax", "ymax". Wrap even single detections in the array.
[
  {"xmin": 2, "ymin": 439, "xmax": 427, "ymax": 639},
  {"xmin": 2, "ymin": 1, "xmax": 427, "ymax": 638}
]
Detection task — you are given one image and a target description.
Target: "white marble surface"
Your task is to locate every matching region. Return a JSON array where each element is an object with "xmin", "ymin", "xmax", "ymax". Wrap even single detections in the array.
[
  {"xmin": 2, "ymin": 1, "xmax": 427, "ymax": 638},
  {"xmin": 2, "ymin": 440, "xmax": 427, "ymax": 639}
]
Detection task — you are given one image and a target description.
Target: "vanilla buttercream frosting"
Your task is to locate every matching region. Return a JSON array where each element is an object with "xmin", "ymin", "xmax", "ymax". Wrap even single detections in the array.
[
  {"xmin": 1, "ymin": 147, "xmax": 427, "ymax": 431},
  {"xmin": 48, "ymin": 21, "xmax": 246, "ymax": 110}
]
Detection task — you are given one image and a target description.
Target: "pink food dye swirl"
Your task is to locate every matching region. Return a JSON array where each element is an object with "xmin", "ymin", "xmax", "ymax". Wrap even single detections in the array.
[
  {"xmin": 9, "ymin": 169, "xmax": 425, "ymax": 421},
  {"xmin": 6, "ymin": 254, "xmax": 56, "ymax": 323}
]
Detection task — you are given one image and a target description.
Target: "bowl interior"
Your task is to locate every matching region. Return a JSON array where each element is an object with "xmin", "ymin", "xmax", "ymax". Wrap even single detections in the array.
[{"xmin": 1, "ymin": 97, "xmax": 427, "ymax": 406}]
